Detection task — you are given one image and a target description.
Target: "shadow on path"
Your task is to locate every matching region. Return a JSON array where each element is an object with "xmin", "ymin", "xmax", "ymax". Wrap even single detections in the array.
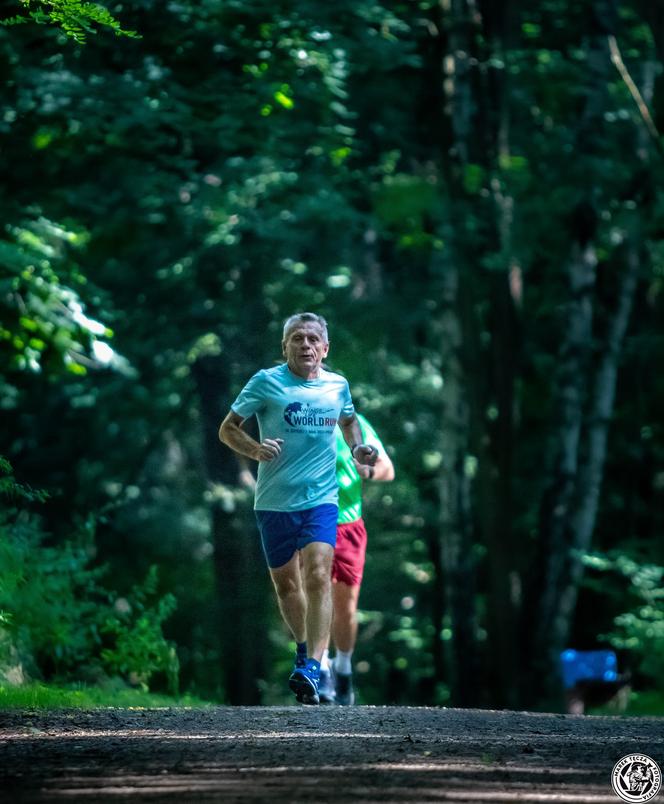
[{"xmin": 1, "ymin": 706, "xmax": 662, "ymax": 802}]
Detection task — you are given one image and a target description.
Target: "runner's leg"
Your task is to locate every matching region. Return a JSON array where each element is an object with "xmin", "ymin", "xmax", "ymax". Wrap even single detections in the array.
[
  {"xmin": 332, "ymin": 581, "xmax": 361, "ymax": 653},
  {"xmin": 269, "ymin": 552, "xmax": 306, "ymax": 643},
  {"xmin": 300, "ymin": 541, "xmax": 334, "ymax": 661}
]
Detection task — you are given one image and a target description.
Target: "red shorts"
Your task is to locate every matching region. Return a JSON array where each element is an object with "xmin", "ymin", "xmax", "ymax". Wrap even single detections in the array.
[{"xmin": 331, "ymin": 518, "xmax": 368, "ymax": 587}]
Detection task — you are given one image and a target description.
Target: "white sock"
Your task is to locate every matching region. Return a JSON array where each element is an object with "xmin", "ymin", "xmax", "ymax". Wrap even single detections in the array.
[
  {"xmin": 320, "ymin": 649, "xmax": 330, "ymax": 672},
  {"xmin": 334, "ymin": 650, "xmax": 353, "ymax": 675}
]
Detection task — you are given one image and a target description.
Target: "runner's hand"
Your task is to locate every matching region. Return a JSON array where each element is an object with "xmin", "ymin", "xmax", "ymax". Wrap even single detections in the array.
[
  {"xmin": 354, "ymin": 461, "xmax": 373, "ymax": 479},
  {"xmin": 352, "ymin": 444, "xmax": 378, "ymax": 466},
  {"xmin": 256, "ymin": 438, "xmax": 284, "ymax": 462}
]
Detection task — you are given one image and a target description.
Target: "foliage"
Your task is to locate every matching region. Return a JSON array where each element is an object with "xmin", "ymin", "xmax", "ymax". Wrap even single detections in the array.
[
  {"xmin": 0, "ymin": 515, "xmax": 102, "ymax": 676},
  {"xmin": 583, "ymin": 552, "xmax": 664, "ymax": 685},
  {"xmin": 1, "ymin": 0, "xmax": 139, "ymax": 43},
  {"xmin": 0, "ymin": 456, "xmax": 48, "ymax": 504},
  {"xmin": 100, "ymin": 567, "xmax": 179, "ymax": 695},
  {"xmin": 0, "ymin": 216, "xmax": 124, "ymax": 410},
  {"xmin": 0, "ymin": 460, "xmax": 178, "ymax": 692}
]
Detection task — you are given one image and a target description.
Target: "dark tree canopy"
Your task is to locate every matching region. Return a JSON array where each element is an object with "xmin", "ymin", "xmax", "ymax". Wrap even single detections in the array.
[{"xmin": 1, "ymin": 0, "xmax": 663, "ymax": 712}]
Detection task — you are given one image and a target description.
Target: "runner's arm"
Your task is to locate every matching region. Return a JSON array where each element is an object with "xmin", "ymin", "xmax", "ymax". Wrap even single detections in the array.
[
  {"xmin": 339, "ymin": 413, "xmax": 377, "ymax": 466},
  {"xmin": 219, "ymin": 411, "xmax": 283, "ymax": 462}
]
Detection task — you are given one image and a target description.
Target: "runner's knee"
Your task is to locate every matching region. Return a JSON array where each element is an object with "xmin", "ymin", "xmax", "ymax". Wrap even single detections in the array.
[{"xmin": 304, "ymin": 562, "xmax": 331, "ymax": 595}]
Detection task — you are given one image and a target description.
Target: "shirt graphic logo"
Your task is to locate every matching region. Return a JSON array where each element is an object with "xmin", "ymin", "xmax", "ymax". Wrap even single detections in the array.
[{"xmin": 284, "ymin": 402, "xmax": 336, "ymax": 428}]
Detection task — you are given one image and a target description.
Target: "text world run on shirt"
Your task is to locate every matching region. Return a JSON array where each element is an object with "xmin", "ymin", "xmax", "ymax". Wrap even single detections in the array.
[{"xmin": 283, "ymin": 402, "xmax": 337, "ymax": 429}]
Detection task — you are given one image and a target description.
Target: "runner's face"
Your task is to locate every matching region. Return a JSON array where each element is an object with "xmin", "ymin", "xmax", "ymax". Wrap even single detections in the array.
[{"xmin": 282, "ymin": 322, "xmax": 329, "ymax": 379}]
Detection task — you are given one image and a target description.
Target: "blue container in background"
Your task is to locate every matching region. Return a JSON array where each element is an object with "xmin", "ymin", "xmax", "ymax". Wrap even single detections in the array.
[{"xmin": 560, "ymin": 649, "xmax": 618, "ymax": 689}]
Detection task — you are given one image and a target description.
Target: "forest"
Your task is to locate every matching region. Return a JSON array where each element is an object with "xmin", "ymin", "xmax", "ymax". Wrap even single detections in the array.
[{"xmin": 1, "ymin": 0, "xmax": 663, "ymax": 713}]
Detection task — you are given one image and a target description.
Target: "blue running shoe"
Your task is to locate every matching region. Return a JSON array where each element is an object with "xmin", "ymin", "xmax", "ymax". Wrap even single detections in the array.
[
  {"xmin": 318, "ymin": 667, "xmax": 336, "ymax": 704},
  {"xmin": 291, "ymin": 652, "xmax": 308, "ymax": 703},
  {"xmin": 289, "ymin": 659, "xmax": 320, "ymax": 705}
]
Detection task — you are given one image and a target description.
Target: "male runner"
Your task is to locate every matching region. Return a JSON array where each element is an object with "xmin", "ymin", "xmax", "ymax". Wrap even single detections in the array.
[
  {"xmin": 319, "ymin": 414, "xmax": 394, "ymax": 704},
  {"xmin": 218, "ymin": 313, "xmax": 377, "ymax": 704}
]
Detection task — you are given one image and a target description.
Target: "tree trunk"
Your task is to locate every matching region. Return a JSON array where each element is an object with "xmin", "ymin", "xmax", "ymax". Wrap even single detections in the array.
[
  {"xmin": 420, "ymin": 0, "xmax": 487, "ymax": 707},
  {"xmin": 425, "ymin": 518, "xmax": 447, "ymax": 694},
  {"xmin": 192, "ymin": 353, "xmax": 270, "ymax": 705},
  {"xmin": 526, "ymin": 239, "xmax": 599, "ymax": 703},
  {"xmin": 562, "ymin": 43, "xmax": 654, "ymax": 641},
  {"xmin": 483, "ymin": 269, "xmax": 520, "ymax": 709},
  {"xmin": 478, "ymin": 0, "xmax": 521, "ymax": 710},
  {"xmin": 436, "ymin": 254, "xmax": 480, "ymax": 707},
  {"xmin": 563, "ymin": 240, "xmax": 641, "ymax": 619},
  {"xmin": 438, "ymin": 0, "xmax": 522, "ymax": 708}
]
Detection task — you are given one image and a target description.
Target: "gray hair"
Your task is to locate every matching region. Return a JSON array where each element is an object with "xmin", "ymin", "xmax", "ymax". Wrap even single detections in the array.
[{"xmin": 282, "ymin": 312, "xmax": 329, "ymax": 343}]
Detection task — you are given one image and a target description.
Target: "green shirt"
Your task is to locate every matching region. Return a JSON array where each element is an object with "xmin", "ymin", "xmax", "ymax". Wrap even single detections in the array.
[{"xmin": 335, "ymin": 414, "xmax": 386, "ymax": 525}]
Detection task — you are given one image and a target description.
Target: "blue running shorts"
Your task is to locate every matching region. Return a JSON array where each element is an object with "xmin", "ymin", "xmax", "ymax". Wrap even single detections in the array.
[{"xmin": 255, "ymin": 504, "xmax": 338, "ymax": 569}]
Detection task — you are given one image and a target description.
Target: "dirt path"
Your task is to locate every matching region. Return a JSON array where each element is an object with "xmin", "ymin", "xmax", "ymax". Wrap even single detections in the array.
[{"xmin": 1, "ymin": 706, "xmax": 662, "ymax": 802}]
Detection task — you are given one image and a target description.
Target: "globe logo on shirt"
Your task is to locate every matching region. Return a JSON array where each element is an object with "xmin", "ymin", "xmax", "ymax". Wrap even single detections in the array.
[
  {"xmin": 284, "ymin": 402, "xmax": 304, "ymax": 426},
  {"xmin": 283, "ymin": 402, "xmax": 337, "ymax": 429}
]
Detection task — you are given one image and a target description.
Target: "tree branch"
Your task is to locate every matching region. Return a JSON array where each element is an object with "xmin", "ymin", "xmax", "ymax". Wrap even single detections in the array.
[{"xmin": 607, "ymin": 34, "xmax": 663, "ymax": 155}]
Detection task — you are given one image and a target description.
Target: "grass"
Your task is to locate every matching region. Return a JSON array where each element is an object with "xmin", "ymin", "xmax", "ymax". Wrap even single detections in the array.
[
  {"xmin": 588, "ymin": 690, "xmax": 664, "ymax": 718},
  {"xmin": 0, "ymin": 682, "xmax": 214, "ymax": 710}
]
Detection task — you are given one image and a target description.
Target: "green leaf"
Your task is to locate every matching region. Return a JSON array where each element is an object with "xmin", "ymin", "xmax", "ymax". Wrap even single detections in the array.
[{"xmin": 274, "ymin": 91, "xmax": 294, "ymax": 110}]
